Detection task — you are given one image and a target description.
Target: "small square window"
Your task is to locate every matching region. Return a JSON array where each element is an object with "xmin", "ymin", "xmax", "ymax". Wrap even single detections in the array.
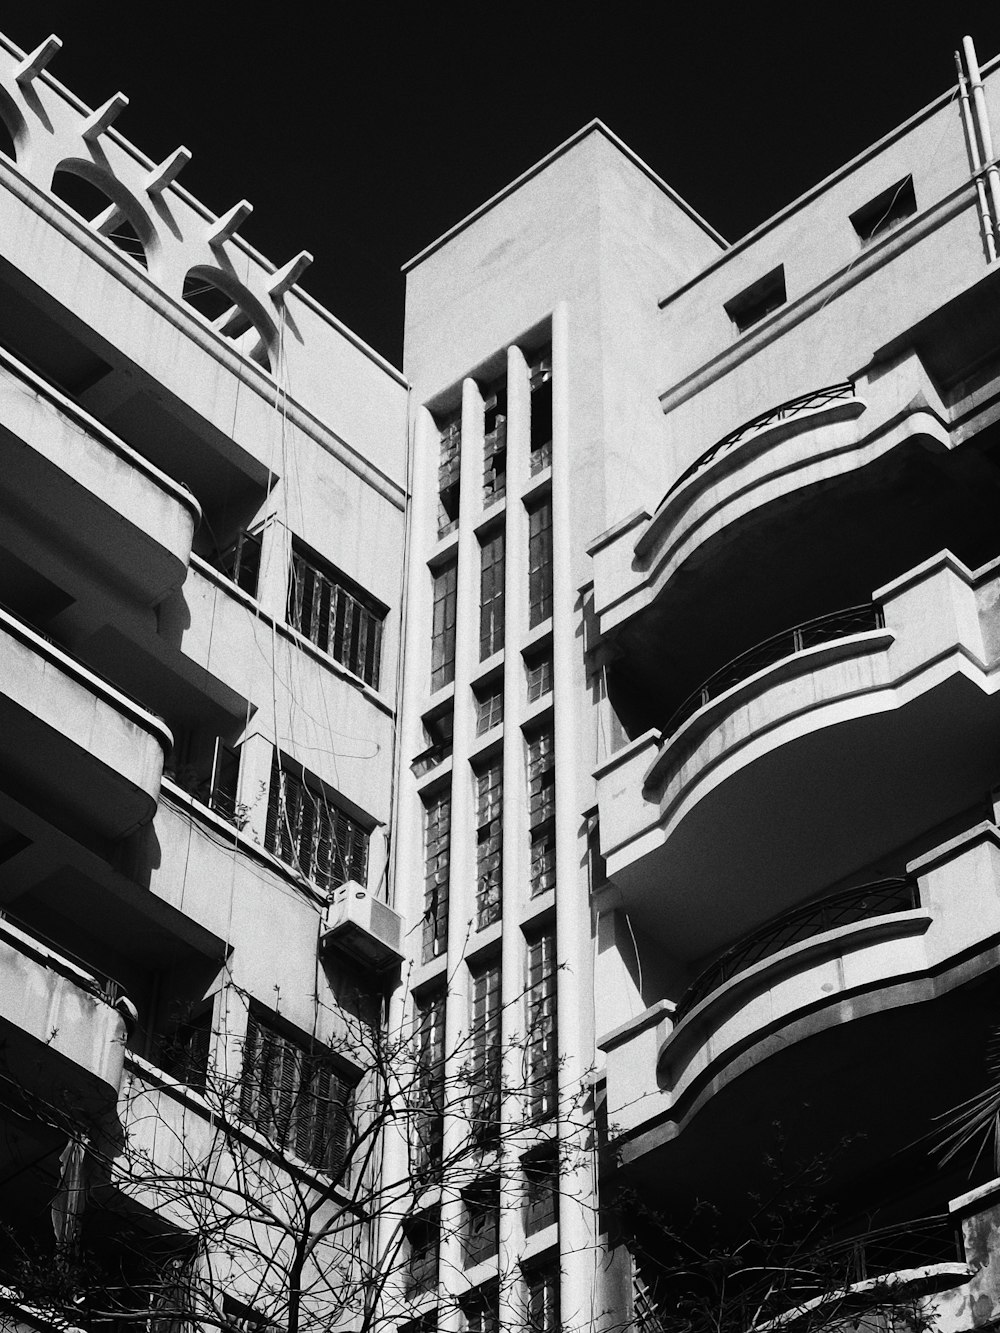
[
  {"xmin": 724, "ymin": 266, "xmax": 786, "ymax": 334},
  {"xmin": 850, "ymin": 176, "xmax": 917, "ymax": 242}
]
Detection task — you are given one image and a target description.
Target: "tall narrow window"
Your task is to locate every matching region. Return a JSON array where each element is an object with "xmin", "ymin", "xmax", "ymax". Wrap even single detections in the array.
[
  {"xmin": 240, "ymin": 1011, "xmax": 354, "ymax": 1175},
  {"xmin": 470, "ymin": 958, "xmax": 501, "ymax": 1141},
  {"xmin": 414, "ymin": 987, "xmax": 446, "ymax": 1176},
  {"xmin": 527, "ymin": 726, "xmax": 556, "ymax": 897},
  {"xmin": 529, "ymin": 351, "xmax": 552, "ymax": 475},
  {"xmin": 528, "ymin": 500, "xmax": 553, "ymax": 628},
  {"xmin": 439, "ymin": 416, "xmax": 462, "ymax": 536},
  {"xmin": 288, "ymin": 543, "xmax": 385, "ymax": 689},
  {"xmin": 526, "ymin": 929, "xmax": 557, "ymax": 1120},
  {"xmin": 431, "ymin": 561, "xmax": 458, "ymax": 691},
  {"xmin": 523, "ymin": 1142, "xmax": 559, "ymax": 1235},
  {"xmin": 463, "ymin": 1283, "xmax": 500, "ymax": 1333},
  {"xmin": 423, "ymin": 792, "xmax": 451, "ymax": 963},
  {"xmin": 474, "ymin": 679, "xmax": 504, "ymax": 736},
  {"xmin": 404, "ymin": 1209, "xmax": 440, "ymax": 1296},
  {"xmin": 480, "ymin": 531, "xmax": 505, "ymax": 660},
  {"xmin": 265, "ymin": 753, "xmax": 369, "ymax": 891},
  {"xmin": 220, "ymin": 528, "xmax": 262, "ymax": 598},
  {"xmin": 483, "ymin": 386, "xmax": 507, "ymax": 505},
  {"xmin": 524, "ymin": 1262, "xmax": 560, "ymax": 1333},
  {"xmin": 525, "ymin": 646, "xmax": 553, "ymax": 704},
  {"xmin": 463, "ymin": 1177, "xmax": 500, "ymax": 1266},
  {"xmin": 475, "ymin": 760, "xmax": 503, "ymax": 929}
]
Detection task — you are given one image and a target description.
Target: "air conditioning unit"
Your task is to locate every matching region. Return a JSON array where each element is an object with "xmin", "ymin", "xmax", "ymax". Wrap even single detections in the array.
[{"xmin": 321, "ymin": 882, "xmax": 405, "ymax": 972}]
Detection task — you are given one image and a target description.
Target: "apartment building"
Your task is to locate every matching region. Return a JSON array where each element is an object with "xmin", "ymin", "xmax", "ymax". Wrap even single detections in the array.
[{"xmin": 6, "ymin": 18, "xmax": 1000, "ymax": 1333}]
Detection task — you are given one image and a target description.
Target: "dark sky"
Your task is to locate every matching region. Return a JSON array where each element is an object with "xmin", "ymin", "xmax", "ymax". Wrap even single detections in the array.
[{"xmin": 8, "ymin": 3, "xmax": 1000, "ymax": 367}]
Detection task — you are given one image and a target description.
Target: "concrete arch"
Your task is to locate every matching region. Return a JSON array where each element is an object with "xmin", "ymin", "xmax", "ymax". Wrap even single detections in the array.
[
  {"xmin": 182, "ymin": 264, "xmax": 276, "ymax": 371},
  {"xmin": 0, "ymin": 84, "xmax": 27, "ymax": 164},
  {"xmin": 51, "ymin": 157, "xmax": 159, "ymax": 270}
]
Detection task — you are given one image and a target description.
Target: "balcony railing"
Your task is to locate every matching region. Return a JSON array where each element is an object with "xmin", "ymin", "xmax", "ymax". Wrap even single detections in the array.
[
  {"xmin": 675, "ymin": 876, "xmax": 919, "ymax": 1023},
  {"xmin": 662, "ymin": 603, "xmax": 884, "ymax": 740},
  {"xmin": 0, "ymin": 909, "xmax": 127, "ymax": 1005},
  {"xmin": 662, "ymin": 382, "xmax": 857, "ymax": 504}
]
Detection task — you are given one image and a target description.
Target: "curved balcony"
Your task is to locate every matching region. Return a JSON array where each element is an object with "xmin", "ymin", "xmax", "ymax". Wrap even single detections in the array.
[
  {"xmin": 0, "ymin": 343, "xmax": 201, "ymax": 607},
  {"xmin": 0, "ymin": 604, "xmax": 172, "ymax": 839},
  {"xmin": 595, "ymin": 550, "xmax": 1000, "ymax": 961},
  {"xmin": 0, "ymin": 912, "xmax": 130, "ymax": 1110}
]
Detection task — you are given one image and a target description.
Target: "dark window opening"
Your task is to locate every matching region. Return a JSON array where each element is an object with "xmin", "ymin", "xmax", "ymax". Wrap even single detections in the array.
[
  {"xmin": 414, "ymin": 987, "xmax": 446, "ymax": 1177},
  {"xmin": 524, "ymin": 1261, "xmax": 561, "ymax": 1333},
  {"xmin": 218, "ymin": 528, "xmax": 263, "ymax": 598},
  {"xmin": 529, "ymin": 352, "xmax": 553, "ymax": 475},
  {"xmin": 475, "ymin": 759, "xmax": 503, "ymax": 929},
  {"xmin": 528, "ymin": 499, "xmax": 553, "ymax": 628},
  {"xmin": 431, "ymin": 561, "xmax": 458, "ymax": 692},
  {"xmin": 413, "ymin": 705, "xmax": 454, "ymax": 776},
  {"xmin": 463, "ymin": 1177, "xmax": 500, "ymax": 1266},
  {"xmin": 470, "ymin": 959, "xmax": 501, "ymax": 1143},
  {"xmin": 523, "ymin": 1142, "xmax": 559, "ymax": 1235},
  {"xmin": 288, "ymin": 542, "xmax": 385, "ymax": 689},
  {"xmin": 850, "ymin": 176, "xmax": 917, "ymax": 242},
  {"xmin": 724, "ymin": 266, "xmax": 786, "ymax": 333},
  {"xmin": 438, "ymin": 416, "xmax": 462, "ymax": 536},
  {"xmin": 164, "ymin": 733, "xmax": 242, "ymax": 828},
  {"xmin": 525, "ymin": 646, "xmax": 553, "ymax": 703},
  {"xmin": 463, "ymin": 1283, "xmax": 500, "ymax": 1333},
  {"xmin": 422, "ymin": 791, "xmax": 451, "ymax": 963},
  {"xmin": 480, "ymin": 530, "xmax": 505, "ymax": 660},
  {"xmin": 483, "ymin": 386, "xmax": 507, "ymax": 505},
  {"xmin": 265, "ymin": 752, "xmax": 370, "ymax": 892},
  {"xmin": 527, "ymin": 726, "xmax": 556, "ymax": 897},
  {"xmin": 526, "ymin": 928, "xmax": 558, "ymax": 1120},
  {"xmin": 475, "ymin": 679, "xmax": 504, "ymax": 736},
  {"xmin": 404, "ymin": 1210, "xmax": 440, "ymax": 1295},
  {"xmin": 240, "ymin": 1009, "xmax": 354, "ymax": 1176},
  {"xmin": 159, "ymin": 1004, "xmax": 213, "ymax": 1093}
]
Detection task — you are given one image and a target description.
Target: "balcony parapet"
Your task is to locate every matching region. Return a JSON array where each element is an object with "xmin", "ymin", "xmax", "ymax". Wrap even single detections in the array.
[{"xmin": 0, "ymin": 603, "xmax": 172, "ymax": 838}]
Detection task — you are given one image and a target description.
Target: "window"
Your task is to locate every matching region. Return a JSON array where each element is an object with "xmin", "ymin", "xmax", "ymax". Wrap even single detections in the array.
[
  {"xmin": 525, "ymin": 646, "xmax": 552, "ymax": 703},
  {"xmin": 850, "ymin": 175, "xmax": 917, "ymax": 242},
  {"xmin": 423, "ymin": 792, "xmax": 451, "ymax": 963},
  {"xmin": 475, "ymin": 679, "xmax": 504, "ymax": 736},
  {"xmin": 528, "ymin": 500, "xmax": 553, "ymax": 628},
  {"xmin": 240, "ymin": 1010, "xmax": 354, "ymax": 1175},
  {"xmin": 166, "ymin": 733, "xmax": 241, "ymax": 827},
  {"xmin": 463, "ymin": 1283, "xmax": 500, "ymax": 1333},
  {"xmin": 404, "ymin": 1209, "xmax": 440, "ymax": 1295},
  {"xmin": 483, "ymin": 386, "xmax": 507, "ymax": 505},
  {"xmin": 219, "ymin": 528, "xmax": 262, "ymax": 598},
  {"xmin": 439, "ymin": 415, "xmax": 461, "ymax": 536},
  {"xmin": 431, "ymin": 561, "xmax": 458, "ymax": 692},
  {"xmin": 288, "ymin": 544, "xmax": 385, "ymax": 689},
  {"xmin": 523, "ymin": 1142, "xmax": 559, "ymax": 1234},
  {"xmin": 463, "ymin": 1177, "xmax": 500, "ymax": 1266},
  {"xmin": 414, "ymin": 987, "xmax": 446, "ymax": 1175},
  {"xmin": 524, "ymin": 1262, "xmax": 560, "ymax": 1333},
  {"xmin": 724, "ymin": 266, "xmax": 786, "ymax": 333},
  {"xmin": 265, "ymin": 753, "xmax": 369, "ymax": 892},
  {"xmin": 526, "ymin": 929, "xmax": 558, "ymax": 1120},
  {"xmin": 414, "ymin": 705, "xmax": 454, "ymax": 777},
  {"xmin": 480, "ymin": 531, "xmax": 505, "ymax": 660},
  {"xmin": 475, "ymin": 760, "xmax": 503, "ymax": 929},
  {"xmin": 470, "ymin": 958, "xmax": 501, "ymax": 1142},
  {"xmin": 527, "ymin": 727, "xmax": 556, "ymax": 897},
  {"xmin": 529, "ymin": 352, "xmax": 552, "ymax": 475},
  {"xmin": 161, "ymin": 1006, "xmax": 213, "ymax": 1092}
]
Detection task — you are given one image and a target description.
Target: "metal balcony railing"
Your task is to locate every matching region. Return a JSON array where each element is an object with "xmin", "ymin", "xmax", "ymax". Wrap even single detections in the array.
[
  {"xmin": 0, "ymin": 909, "xmax": 126, "ymax": 1005},
  {"xmin": 662, "ymin": 382, "xmax": 857, "ymax": 504},
  {"xmin": 662, "ymin": 603, "xmax": 884, "ymax": 740},
  {"xmin": 675, "ymin": 877, "xmax": 919, "ymax": 1023}
]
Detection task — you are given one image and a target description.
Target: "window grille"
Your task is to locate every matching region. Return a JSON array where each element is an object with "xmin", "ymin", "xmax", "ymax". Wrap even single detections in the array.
[
  {"xmin": 475, "ymin": 760, "xmax": 503, "ymax": 929},
  {"xmin": 483, "ymin": 387, "xmax": 507, "ymax": 505},
  {"xmin": 525, "ymin": 646, "xmax": 553, "ymax": 703},
  {"xmin": 524, "ymin": 1262, "xmax": 560, "ymax": 1333},
  {"xmin": 288, "ymin": 546, "xmax": 384, "ymax": 689},
  {"xmin": 431, "ymin": 561, "xmax": 458, "ymax": 691},
  {"xmin": 423, "ymin": 792, "xmax": 451, "ymax": 963},
  {"xmin": 439, "ymin": 416, "xmax": 461, "ymax": 535},
  {"xmin": 523, "ymin": 1142, "xmax": 559, "ymax": 1235},
  {"xmin": 219, "ymin": 528, "xmax": 262, "ymax": 598},
  {"xmin": 463, "ymin": 1177, "xmax": 500, "ymax": 1266},
  {"xmin": 414, "ymin": 988, "xmax": 446, "ymax": 1175},
  {"xmin": 240, "ymin": 1010, "xmax": 354, "ymax": 1175},
  {"xmin": 526, "ymin": 929, "xmax": 557, "ymax": 1119},
  {"xmin": 475, "ymin": 681, "xmax": 504, "ymax": 735},
  {"xmin": 529, "ymin": 352, "xmax": 552, "ymax": 475},
  {"xmin": 470, "ymin": 959, "xmax": 501, "ymax": 1141},
  {"xmin": 528, "ymin": 500, "xmax": 553, "ymax": 627},
  {"xmin": 480, "ymin": 531, "xmax": 505, "ymax": 660},
  {"xmin": 528, "ymin": 727, "xmax": 556, "ymax": 896},
  {"xmin": 265, "ymin": 753, "xmax": 369, "ymax": 892}
]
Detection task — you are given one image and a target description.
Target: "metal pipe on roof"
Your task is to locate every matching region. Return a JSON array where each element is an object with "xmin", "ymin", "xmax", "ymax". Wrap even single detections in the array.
[
  {"xmin": 955, "ymin": 50, "xmax": 997, "ymax": 261},
  {"xmin": 962, "ymin": 35, "xmax": 1000, "ymax": 258}
]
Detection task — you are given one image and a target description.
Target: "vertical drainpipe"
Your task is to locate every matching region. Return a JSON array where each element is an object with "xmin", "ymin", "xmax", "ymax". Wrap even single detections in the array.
[
  {"xmin": 955, "ymin": 51, "xmax": 997, "ymax": 262},
  {"xmin": 551, "ymin": 300, "xmax": 596, "ymax": 1325},
  {"xmin": 963, "ymin": 36, "xmax": 1000, "ymax": 253}
]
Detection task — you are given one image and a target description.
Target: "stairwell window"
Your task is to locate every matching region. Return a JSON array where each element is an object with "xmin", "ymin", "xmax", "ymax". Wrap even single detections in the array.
[
  {"xmin": 475, "ymin": 759, "xmax": 503, "ymax": 929},
  {"xmin": 414, "ymin": 986, "xmax": 446, "ymax": 1175},
  {"xmin": 724, "ymin": 266, "xmax": 786, "ymax": 333},
  {"xmin": 483, "ymin": 385, "xmax": 507, "ymax": 506},
  {"xmin": 527, "ymin": 499, "xmax": 553, "ymax": 628},
  {"xmin": 265, "ymin": 753, "xmax": 369, "ymax": 892},
  {"xmin": 423, "ymin": 791, "xmax": 451, "ymax": 963},
  {"xmin": 480, "ymin": 530, "xmax": 505, "ymax": 660},
  {"xmin": 240, "ymin": 1009, "xmax": 354, "ymax": 1175},
  {"xmin": 529, "ymin": 351, "xmax": 552, "ymax": 475},
  {"xmin": 526, "ymin": 928, "xmax": 557, "ymax": 1120},
  {"xmin": 439, "ymin": 415, "xmax": 462, "ymax": 536},
  {"xmin": 527, "ymin": 726, "xmax": 556, "ymax": 896},
  {"xmin": 288, "ymin": 542, "xmax": 385, "ymax": 689},
  {"xmin": 850, "ymin": 176, "xmax": 917, "ymax": 242},
  {"xmin": 431, "ymin": 560, "xmax": 458, "ymax": 692},
  {"xmin": 470, "ymin": 957, "xmax": 501, "ymax": 1142}
]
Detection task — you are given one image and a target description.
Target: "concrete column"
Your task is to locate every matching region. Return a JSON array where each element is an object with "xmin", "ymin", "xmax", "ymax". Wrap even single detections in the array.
[
  {"xmin": 552, "ymin": 301, "xmax": 598, "ymax": 1321},
  {"xmin": 235, "ymin": 728, "xmax": 276, "ymax": 848},
  {"xmin": 255, "ymin": 511, "xmax": 291, "ymax": 623}
]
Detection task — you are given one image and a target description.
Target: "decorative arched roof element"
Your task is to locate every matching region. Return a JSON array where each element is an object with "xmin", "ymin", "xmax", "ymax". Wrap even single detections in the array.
[{"xmin": 182, "ymin": 265, "xmax": 276, "ymax": 371}]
